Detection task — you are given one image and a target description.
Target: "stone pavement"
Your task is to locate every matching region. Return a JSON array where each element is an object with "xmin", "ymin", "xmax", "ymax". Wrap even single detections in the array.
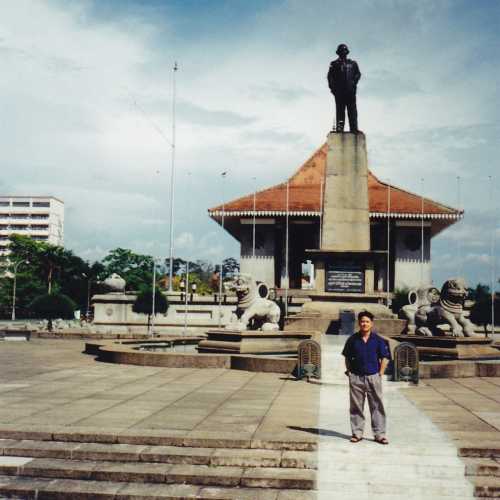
[
  {"xmin": 316, "ymin": 336, "xmax": 478, "ymax": 499},
  {"xmin": 0, "ymin": 337, "xmax": 499, "ymax": 498},
  {"xmin": 0, "ymin": 339, "xmax": 319, "ymax": 446}
]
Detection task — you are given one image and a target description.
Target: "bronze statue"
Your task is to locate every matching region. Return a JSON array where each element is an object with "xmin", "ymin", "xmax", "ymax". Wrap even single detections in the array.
[{"xmin": 327, "ymin": 44, "xmax": 361, "ymax": 133}]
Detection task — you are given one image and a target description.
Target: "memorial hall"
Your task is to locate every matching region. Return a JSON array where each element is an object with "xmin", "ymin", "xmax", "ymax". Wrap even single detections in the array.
[{"xmin": 208, "ymin": 140, "xmax": 461, "ymax": 296}]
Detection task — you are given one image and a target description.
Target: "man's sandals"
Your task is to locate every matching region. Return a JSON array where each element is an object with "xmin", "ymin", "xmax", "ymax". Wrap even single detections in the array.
[
  {"xmin": 350, "ymin": 436, "xmax": 363, "ymax": 443},
  {"xmin": 375, "ymin": 436, "xmax": 389, "ymax": 445}
]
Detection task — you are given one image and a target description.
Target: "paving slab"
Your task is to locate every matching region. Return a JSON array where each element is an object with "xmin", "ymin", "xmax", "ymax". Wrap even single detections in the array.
[{"xmin": 0, "ymin": 339, "xmax": 319, "ymax": 449}]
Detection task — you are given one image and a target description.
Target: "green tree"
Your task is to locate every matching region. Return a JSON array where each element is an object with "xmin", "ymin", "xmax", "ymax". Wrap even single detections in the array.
[
  {"xmin": 0, "ymin": 235, "xmax": 88, "ymax": 317},
  {"xmin": 101, "ymin": 248, "xmax": 154, "ymax": 291},
  {"xmin": 30, "ymin": 293, "xmax": 76, "ymax": 331},
  {"xmin": 392, "ymin": 287, "xmax": 410, "ymax": 316},
  {"xmin": 469, "ymin": 284, "xmax": 499, "ymax": 334},
  {"xmin": 132, "ymin": 288, "xmax": 169, "ymax": 332},
  {"xmin": 222, "ymin": 257, "xmax": 240, "ymax": 278}
]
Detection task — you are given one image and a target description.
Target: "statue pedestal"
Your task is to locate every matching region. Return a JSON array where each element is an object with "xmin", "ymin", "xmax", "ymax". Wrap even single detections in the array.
[
  {"xmin": 198, "ymin": 329, "xmax": 317, "ymax": 355},
  {"xmin": 321, "ymin": 132, "xmax": 370, "ymax": 251},
  {"xmin": 303, "ymin": 132, "xmax": 392, "ymax": 324},
  {"xmin": 393, "ymin": 335, "xmax": 499, "ymax": 360}
]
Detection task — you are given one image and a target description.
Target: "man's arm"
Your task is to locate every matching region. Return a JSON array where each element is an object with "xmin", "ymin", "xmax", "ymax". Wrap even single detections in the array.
[
  {"xmin": 379, "ymin": 357, "xmax": 389, "ymax": 376},
  {"xmin": 327, "ymin": 63, "xmax": 335, "ymax": 94},
  {"xmin": 345, "ymin": 357, "xmax": 352, "ymax": 374},
  {"xmin": 353, "ymin": 61, "xmax": 361, "ymax": 85},
  {"xmin": 342, "ymin": 336, "xmax": 352, "ymax": 375},
  {"xmin": 377, "ymin": 336, "xmax": 391, "ymax": 376}
]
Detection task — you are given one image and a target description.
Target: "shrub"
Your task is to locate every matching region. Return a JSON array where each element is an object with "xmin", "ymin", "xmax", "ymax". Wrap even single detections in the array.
[
  {"xmin": 30, "ymin": 293, "xmax": 76, "ymax": 331},
  {"xmin": 391, "ymin": 287, "xmax": 410, "ymax": 316}
]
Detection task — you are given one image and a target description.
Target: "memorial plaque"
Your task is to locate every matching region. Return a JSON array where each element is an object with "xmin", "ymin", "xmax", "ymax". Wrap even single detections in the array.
[{"xmin": 326, "ymin": 261, "xmax": 364, "ymax": 293}]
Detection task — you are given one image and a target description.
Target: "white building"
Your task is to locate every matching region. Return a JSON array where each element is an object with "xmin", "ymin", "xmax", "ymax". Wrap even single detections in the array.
[{"xmin": 0, "ymin": 196, "xmax": 64, "ymax": 254}]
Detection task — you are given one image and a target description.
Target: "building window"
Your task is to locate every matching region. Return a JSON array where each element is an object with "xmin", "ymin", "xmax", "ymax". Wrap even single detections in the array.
[
  {"xmin": 31, "ymin": 225, "xmax": 49, "ymax": 230},
  {"xmin": 0, "ymin": 201, "xmax": 9, "ymax": 207},
  {"xmin": 12, "ymin": 201, "xmax": 30, "ymax": 207},
  {"xmin": 10, "ymin": 225, "xmax": 28, "ymax": 230},
  {"xmin": 33, "ymin": 201, "xmax": 50, "ymax": 207},
  {"xmin": 31, "ymin": 214, "xmax": 49, "ymax": 219},
  {"xmin": 0, "ymin": 225, "xmax": 8, "ymax": 230},
  {"xmin": 11, "ymin": 214, "xmax": 29, "ymax": 219},
  {"xmin": 31, "ymin": 235, "xmax": 48, "ymax": 241}
]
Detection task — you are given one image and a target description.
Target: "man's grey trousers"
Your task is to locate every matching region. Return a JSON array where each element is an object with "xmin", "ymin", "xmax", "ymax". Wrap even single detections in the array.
[{"xmin": 348, "ymin": 373, "xmax": 386, "ymax": 438}]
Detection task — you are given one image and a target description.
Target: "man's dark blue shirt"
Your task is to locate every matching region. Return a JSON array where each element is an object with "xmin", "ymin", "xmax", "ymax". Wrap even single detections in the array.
[{"xmin": 342, "ymin": 331, "xmax": 391, "ymax": 376}]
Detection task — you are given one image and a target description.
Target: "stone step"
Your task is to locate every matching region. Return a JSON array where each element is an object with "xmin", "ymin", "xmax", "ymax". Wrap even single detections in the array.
[
  {"xmin": 316, "ymin": 478, "xmax": 475, "ymax": 497},
  {"xmin": 0, "ymin": 456, "xmax": 316, "ymax": 490},
  {"xmin": 471, "ymin": 476, "xmax": 500, "ymax": 498},
  {"xmin": 0, "ymin": 427, "xmax": 317, "ymax": 451},
  {"xmin": 318, "ymin": 461, "xmax": 466, "ymax": 480},
  {"xmin": 318, "ymin": 444, "xmax": 463, "ymax": 459},
  {"xmin": 464, "ymin": 458, "xmax": 500, "ymax": 477},
  {"xmin": 0, "ymin": 474, "xmax": 317, "ymax": 499},
  {"xmin": 0, "ymin": 439, "xmax": 316, "ymax": 469},
  {"xmin": 459, "ymin": 445, "xmax": 500, "ymax": 459},
  {"xmin": 317, "ymin": 493, "xmax": 484, "ymax": 500}
]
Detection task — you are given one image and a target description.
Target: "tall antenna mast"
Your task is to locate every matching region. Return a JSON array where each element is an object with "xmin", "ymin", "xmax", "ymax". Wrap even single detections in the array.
[{"xmin": 168, "ymin": 62, "xmax": 178, "ymax": 291}]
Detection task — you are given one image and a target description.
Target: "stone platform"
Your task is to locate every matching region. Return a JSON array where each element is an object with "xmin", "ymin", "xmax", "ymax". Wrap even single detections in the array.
[
  {"xmin": 198, "ymin": 329, "xmax": 317, "ymax": 354},
  {"xmin": 1, "ymin": 337, "xmax": 500, "ymax": 497},
  {"xmin": 394, "ymin": 335, "xmax": 500, "ymax": 360}
]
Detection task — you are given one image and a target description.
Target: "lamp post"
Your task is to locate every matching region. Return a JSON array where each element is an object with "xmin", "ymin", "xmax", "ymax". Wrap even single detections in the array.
[
  {"xmin": 81, "ymin": 272, "xmax": 92, "ymax": 321},
  {"xmin": 218, "ymin": 171, "xmax": 227, "ymax": 328},
  {"xmin": 11, "ymin": 260, "xmax": 29, "ymax": 321}
]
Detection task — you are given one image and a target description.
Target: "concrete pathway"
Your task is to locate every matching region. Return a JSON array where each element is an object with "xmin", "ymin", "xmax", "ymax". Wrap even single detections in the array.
[{"xmin": 316, "ymin": 336, "xmax": 475, "ymax": 499}]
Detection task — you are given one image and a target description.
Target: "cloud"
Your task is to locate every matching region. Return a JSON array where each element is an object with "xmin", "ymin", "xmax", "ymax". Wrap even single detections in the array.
[
  {"xmin": 363, "ymin": 70, "xmax": 423, "ymax": 99},
  {"xmin": 175, "ymin": 232, "xmax": 194, "ymax": 249},
  {"xmin": 248, "ymin": 82, "xmax": 314, "ymax": 102},
  {"xmin": 177, "ymin": 101, "xmax": 257, "ymax": 127},
  {"xmin": 244, "ymin": 129, "xmax": 305, "ymax": 144},
  {"xmin": 1, "ymin": 0, "xmax": 499, "ymax": 286}
]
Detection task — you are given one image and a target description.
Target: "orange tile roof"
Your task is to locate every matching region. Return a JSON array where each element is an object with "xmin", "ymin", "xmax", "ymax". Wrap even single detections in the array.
[{"xmin": 208, "ymin": 143, "xmax": 461, "ymax": 219}]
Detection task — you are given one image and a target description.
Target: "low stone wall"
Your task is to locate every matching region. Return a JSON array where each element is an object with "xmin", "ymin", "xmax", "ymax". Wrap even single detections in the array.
[
  {"xmin": 420, "ymin": 360, "xmax": 500, "ymax": 379},
  {"xmin": 85, "ymin": 339, "xmax": 298, "ymax": 374},
  {"xmin": 284, "ymin": 315, "xmax": 405, "ymax": 336}
]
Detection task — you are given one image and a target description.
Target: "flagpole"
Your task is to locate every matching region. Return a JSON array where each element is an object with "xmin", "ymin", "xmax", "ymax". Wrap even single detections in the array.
[
  {"xmin": 168, "ymin": 62, "xmax": 178, "ymax": 291},
  {"xmin": 387, "ymin": 179, "xmax": 391, "ymax": 303},
  {"xmin": 218, "ymin": 171, "xmax": 227, "ymax": 328},
  {"xmin": 284, "ymin": 180, "xmax": 290, "ymax": 318},
  {"xmin": 420, "ymin": 177, "xmax": 425, "ymax": 285}
]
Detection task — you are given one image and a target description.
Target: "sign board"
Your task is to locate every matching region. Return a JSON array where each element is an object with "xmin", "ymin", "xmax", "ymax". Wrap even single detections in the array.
[{"xmin": 326, "ymin": 261, "xmax": 364, "ymax": 293}]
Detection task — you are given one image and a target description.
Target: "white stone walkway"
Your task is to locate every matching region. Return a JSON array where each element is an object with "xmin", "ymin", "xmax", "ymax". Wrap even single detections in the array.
[{"xmin": 316, "ymin": 336, "xmax": 475, "ymax": 499}]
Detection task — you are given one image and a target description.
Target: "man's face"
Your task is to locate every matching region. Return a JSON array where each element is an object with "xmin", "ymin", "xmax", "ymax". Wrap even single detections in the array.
[{"xmin": 359, "ymin": 315, "xmax": 373, "ymax": 334}]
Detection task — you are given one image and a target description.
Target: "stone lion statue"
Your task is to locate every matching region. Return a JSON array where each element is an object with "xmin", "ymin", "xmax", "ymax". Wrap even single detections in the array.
[
  {"xmin": 225, "ymin": 274, "xmax": 281, "ymax": 331},
  {"xmin": 404, "ymin": 278, "xmax": 479, "ymax": 337},
  {"xmin": 400, "ymin": 285, "xmax": 440, "ymax": 334}
]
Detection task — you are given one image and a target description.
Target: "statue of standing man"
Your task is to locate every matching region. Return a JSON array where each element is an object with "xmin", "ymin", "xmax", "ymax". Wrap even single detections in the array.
[{"xmin": 327, "ymin": 44, "xmax": 361, "ymax": 133}]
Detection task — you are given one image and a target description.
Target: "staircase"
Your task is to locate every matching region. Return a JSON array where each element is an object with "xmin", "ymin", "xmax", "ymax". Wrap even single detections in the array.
[
  {"xmin": 0, "ymin": 434, "xmax": 317, "ymax": 499},
  {"xmin": 461, "ymin": 445, "xmax": 500, "ymax": 498}
]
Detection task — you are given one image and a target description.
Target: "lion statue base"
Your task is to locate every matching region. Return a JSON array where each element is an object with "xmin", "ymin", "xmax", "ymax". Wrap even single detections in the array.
[{"xmin": 224, "ymin": 274, "xmax": 281, "ymax": 332}]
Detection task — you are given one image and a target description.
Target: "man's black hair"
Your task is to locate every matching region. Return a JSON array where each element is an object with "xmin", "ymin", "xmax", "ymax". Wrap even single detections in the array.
[{"xmin": 357, "ymin": 310, "xmax": 374, "ymax": 321}]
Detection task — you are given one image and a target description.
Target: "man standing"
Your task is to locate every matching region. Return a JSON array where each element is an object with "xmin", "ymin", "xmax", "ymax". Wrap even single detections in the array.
[
  {"xmin": 342, "ymin": 311, "xmax": 391, "ymax": 444},
  {"xmin": 327, "ymin": 43, "xmax": 361, "ymax": 133}
]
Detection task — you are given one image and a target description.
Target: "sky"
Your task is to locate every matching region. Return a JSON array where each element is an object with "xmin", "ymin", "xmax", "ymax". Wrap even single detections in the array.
[{"xmin": 1, "ymin": 0, "xmax": 499, "ymax": 288}]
